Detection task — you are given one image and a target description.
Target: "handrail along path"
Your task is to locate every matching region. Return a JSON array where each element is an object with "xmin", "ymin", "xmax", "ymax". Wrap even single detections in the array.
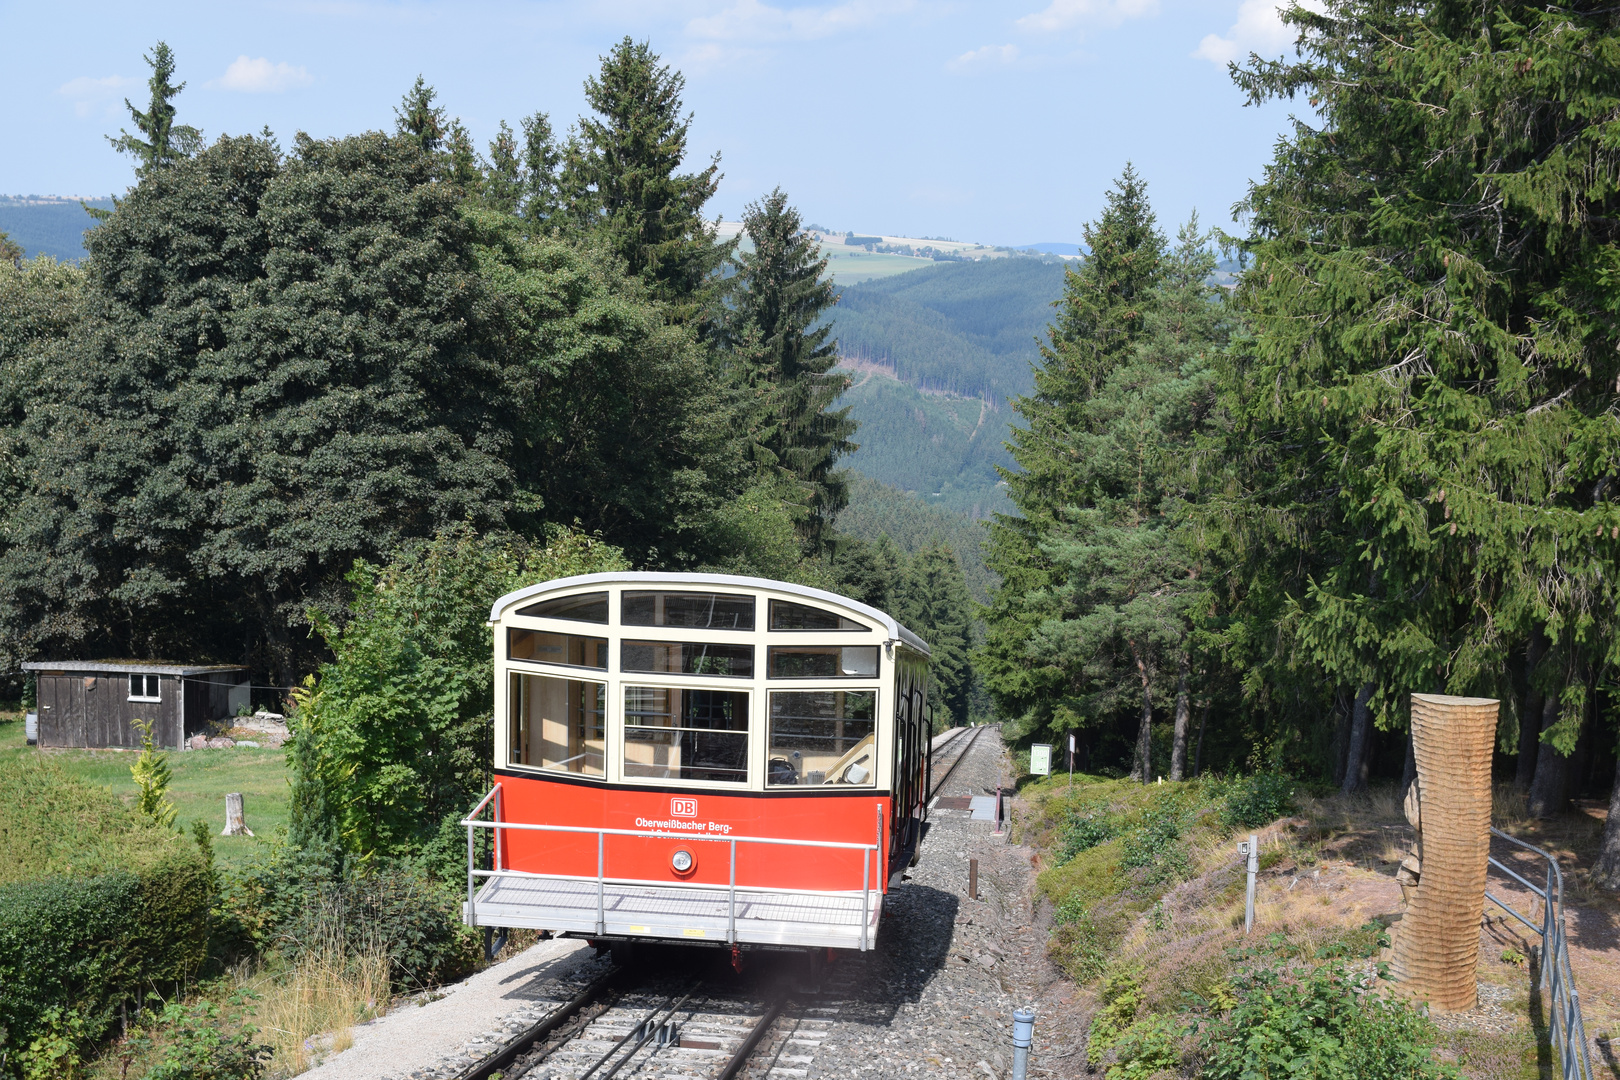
[{"xmin": 1484, "ymin": 826, "xmax": 1593, "ymax": 1080}]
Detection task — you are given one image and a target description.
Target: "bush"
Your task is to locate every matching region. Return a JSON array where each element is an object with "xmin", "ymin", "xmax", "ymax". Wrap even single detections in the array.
[
  {"xmin": 227, "ymin": 842, "xmax": 476, "ymax": 991},
  {"xmin": 0, "ymin": 854, "xmax": 213, "ymax": 1076},
  {"xmin": 1057, "ymin": 804, "xmax": 1117, "ymax": 863},
  {"xmin": 1199, "ymin": 963, "xmax": 1459, "ymax": 1080},
  {"xmin": 0, "ymin": 758, "xmax": 213, "ymax": 1074},
  {"xmin": 1223, "ymin": 771, "xmax": 1296, "ymax": 830},
  {"xmin": 143, "ymin": 995, "xmax": 271, "ymax": 1080}
]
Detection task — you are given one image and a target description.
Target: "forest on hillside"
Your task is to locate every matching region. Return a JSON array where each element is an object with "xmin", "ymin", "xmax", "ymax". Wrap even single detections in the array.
[{"xmin": 828, "ymin": 257, "xmax": 1065, "ymax": 517}]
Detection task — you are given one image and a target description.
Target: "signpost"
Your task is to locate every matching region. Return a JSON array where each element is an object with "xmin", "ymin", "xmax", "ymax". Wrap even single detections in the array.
[
  {"xmin": 1068, "ymin": 733, "xmax": 1076, "ymax": 788},
  {"xmin": 1030, "ymin": 743, "xmax": 1052, "ymax": 777}
]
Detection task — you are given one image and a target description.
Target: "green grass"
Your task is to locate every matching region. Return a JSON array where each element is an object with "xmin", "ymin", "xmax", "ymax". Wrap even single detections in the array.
[
  {"xmin": 0, "ymin": 714, "xmax": 290, "ymax": 868},
  {"xmin": 820, "ymin": 247, "xmax": 937, "ymax": 284}
]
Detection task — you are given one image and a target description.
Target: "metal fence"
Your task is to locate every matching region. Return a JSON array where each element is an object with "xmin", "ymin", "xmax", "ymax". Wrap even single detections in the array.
[{"xmin": 1484, "ymin": 826, "xmax": 1593, "ymax": 1080}]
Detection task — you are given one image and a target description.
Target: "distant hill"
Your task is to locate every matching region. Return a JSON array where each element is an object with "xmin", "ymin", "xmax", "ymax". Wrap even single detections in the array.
[
  {"xmin": 828, "ymin": 257, "xmax": 1066, "ymax": 518},
  {"xmin": 0, "ymin": 196, "xmax": 113, "ymax": 262},
  {"xmin": 1015, "ymin": 242, "xmax": 1083, "ymax": 257}
]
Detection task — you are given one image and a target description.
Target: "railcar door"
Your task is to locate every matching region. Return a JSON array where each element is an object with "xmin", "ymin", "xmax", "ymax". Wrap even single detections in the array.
[{"xmin": 888, "ymin": 653, "xmax": 929, "ymax": 879}]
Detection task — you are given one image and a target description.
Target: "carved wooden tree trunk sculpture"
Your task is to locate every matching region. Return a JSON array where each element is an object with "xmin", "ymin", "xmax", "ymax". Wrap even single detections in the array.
[{"xmin": 1389, "ymin": 693, "xmax": 1498, "ymax": 1012}]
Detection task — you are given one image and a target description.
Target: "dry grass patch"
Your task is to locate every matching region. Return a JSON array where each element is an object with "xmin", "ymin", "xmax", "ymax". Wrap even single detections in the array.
[{"xmin": 239, "ymin": 945, "xmax": 391, "ymax": 1076}]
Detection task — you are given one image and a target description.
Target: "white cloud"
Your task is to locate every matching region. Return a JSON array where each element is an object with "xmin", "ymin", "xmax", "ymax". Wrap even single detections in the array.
[
  {"xmin": 947, "ymin": 44, "xmax": 1020, "ymax": 73},
  {"xmin": 686, "ymin": 0, "xmax": 914, "ymax": 42},
  {"xmin": 1194, "ymin": 0, "xmax": 1298, "ymax": 65},
  {"xmin": 214, "ymin": 56, "xmax": 314, "ymax": 93},
  {"xmin": 57, "ymin": 74, "xmax": 138, "ymax": 118},
  {"xmin": 1014, "ymin": 0, "xmax": 1158, "ymax": 33}
]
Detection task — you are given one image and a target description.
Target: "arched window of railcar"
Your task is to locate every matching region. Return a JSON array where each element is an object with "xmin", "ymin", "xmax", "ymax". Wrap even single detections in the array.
[{"xmin": 767, "ymin": 599, "xmax": 870, "ymax": 631}]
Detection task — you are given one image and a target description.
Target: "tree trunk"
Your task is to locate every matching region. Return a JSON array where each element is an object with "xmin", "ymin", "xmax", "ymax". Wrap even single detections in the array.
[
  {"xmin": 1192, "ymin": 697, "xmax": 1211, "ymax": 778},
  {"xmin": 1592, "ymin": 752, "xmax": 1620, "ymax": 890},
  {"xmin": 1399, "ymin": 728, "xmax": 1416, "ymax": 802},
  {"xmin": 1332, "ymin": 688, "xmax": 1352, "ymax": 788},
  {"xmin": 1129, "ymin": 642, "xmax": 1153, "ymax": 783},
  {"xmin": 1341, "ymin": 681, "xmax": 1375, "ymax": 795},
  {"xmin": 1169, "ymin": 654, "xmax": 1191, "ymax": 781},
  {"xmin": 1516, "ymin": 634, "xmax": 1548, "ymax": 791},
  {"xmin": 1528, "ymin": 689, "xmax": 1573, "ymax": 819}
]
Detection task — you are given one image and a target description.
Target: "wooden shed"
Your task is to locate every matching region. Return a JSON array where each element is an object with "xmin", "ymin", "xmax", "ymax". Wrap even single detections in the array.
[{"xmin": 22, "ymin": 661, "xmax": 251, "ymax": 750}]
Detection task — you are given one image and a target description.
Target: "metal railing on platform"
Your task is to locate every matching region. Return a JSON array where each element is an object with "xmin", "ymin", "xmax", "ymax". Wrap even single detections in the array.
[
  {"xmin": 1485, "ymin": 826, "xmax": 1593, "ymax": 1080},
  {"xmin": 460, "ymin": 783, "xmax": 885, "ymax": 950}
]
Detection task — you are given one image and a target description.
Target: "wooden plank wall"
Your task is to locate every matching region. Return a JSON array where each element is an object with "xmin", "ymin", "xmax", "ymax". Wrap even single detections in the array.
[{"xmin": 36, "ymin": 674, "xmax": 183, "ymax": 749}]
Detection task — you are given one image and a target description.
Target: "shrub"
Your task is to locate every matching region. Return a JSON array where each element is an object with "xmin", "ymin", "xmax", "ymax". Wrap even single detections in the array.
[
  {"xmin": 1120, "ymin": 797, "xmax": 1192, "ymax": 884},
  {"xmin": 227, "ymin": 842, "xmax": 476, "ymax": 991},
  {"xmin": 1057, "ymin": 804, "xmax": 1117, "ymax": 863},
  {"xmin": 1199, "ymin": 963, "xmax": 1460, "ymax": 1080},
  {"xmin": 0, "ymin": 758, "xmax": 213, "ymax": 1074},
  {"xmin": 0, "ymin": 854, "xmax": 213, "ymax": 1076},
  {"xmin": 1223, "ymin": 772, "xmax": 1296, "ymax": 830},
  {"xmin": 143, "ymin": 995, "xmax": 271, "ymax": 1080}
]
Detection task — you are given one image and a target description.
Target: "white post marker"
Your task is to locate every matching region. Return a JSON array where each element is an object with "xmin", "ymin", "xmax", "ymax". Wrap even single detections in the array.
[
  {"xmin": 1068, "ymin": 733, "xmax": 1076, "ymax": 788},
  {"xmin": 1238, "ymin": 834, "xmax": 1258, "ymax": 932},
  {"xmin": 1029, "ymin": 743, "xmax": 1052, "ymax": 777}
]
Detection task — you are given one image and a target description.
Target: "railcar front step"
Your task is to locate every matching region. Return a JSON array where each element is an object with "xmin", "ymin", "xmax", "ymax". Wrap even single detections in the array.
[{"xmin": 464, "ymin": 876, "xmax": 882, "ymax": 950}]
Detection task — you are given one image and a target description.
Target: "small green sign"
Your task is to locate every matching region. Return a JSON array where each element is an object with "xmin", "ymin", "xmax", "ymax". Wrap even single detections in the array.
[{"xmin": 1030, "ymin": 743, "xmax": 1052, "ymax": 776}]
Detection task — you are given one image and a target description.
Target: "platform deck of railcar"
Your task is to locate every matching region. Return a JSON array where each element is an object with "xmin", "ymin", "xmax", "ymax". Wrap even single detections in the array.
[{"xmin": 464, "ymin": 874, "xmax": 884, "ymax": 949}]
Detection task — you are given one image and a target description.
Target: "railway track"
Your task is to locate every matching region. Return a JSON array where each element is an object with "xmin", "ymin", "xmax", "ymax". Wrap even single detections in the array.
[
  {"xmin": 928, "ymin": 723, "xmax": 986, "ymax": 800},
  {"xmin": 453, "ymin": 960, "xmax": 828, "ymax": 1080},
  {"xmin": 448, "ymin": 727, "xmax": 992, "ymax": 1080}
]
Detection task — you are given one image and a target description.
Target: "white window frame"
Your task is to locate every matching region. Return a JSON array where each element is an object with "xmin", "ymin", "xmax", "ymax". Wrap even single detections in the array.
[{"xmin": 127, "ymin": 673, "xmax": 161, "ymax": 702}]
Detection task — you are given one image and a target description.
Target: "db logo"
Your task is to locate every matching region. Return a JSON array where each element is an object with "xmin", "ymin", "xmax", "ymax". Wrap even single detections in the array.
[{"xmin": 670, "ymin": 798, "xmax": 698, "ymax": 818}]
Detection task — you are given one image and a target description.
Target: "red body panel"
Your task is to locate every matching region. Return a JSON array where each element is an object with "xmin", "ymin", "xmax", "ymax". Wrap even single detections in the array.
[{"xmin": 494, "ymin": 771, "xmax": 893, "ymax": 894}]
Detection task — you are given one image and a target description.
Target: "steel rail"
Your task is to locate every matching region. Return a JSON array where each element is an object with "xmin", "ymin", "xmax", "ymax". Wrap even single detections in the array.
[
  {"xmin": 715, "ymin": 997, "xmax": 787, "ymax": 1080},
  {"xmin": 928, "ymin": 724, "xmax": 985, "ymax": 800},
  {"xmin": 581, "ymin": 985, "xmax": 700, "ymax": 1080},
  {"xmin": 450, "ymin": 965, "xmax": 621, "ymax": 1080}
]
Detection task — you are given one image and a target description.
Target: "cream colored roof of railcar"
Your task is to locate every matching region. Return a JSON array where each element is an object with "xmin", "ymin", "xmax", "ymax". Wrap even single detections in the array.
[{"xmin": 488, "ymin": 571, "xmax": 931, "ymax": 658}]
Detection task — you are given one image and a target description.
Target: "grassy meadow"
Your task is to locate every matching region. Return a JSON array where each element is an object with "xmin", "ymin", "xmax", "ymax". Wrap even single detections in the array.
[{"xmin": 0, "ymin": 711, "xmax": 291, "ymax": 867}]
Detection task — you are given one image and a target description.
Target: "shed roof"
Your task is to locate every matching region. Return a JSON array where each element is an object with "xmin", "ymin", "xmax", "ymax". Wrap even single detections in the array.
[{"xmin": 22, "ymin": 660, "xmax": 249, "ymax": 677}]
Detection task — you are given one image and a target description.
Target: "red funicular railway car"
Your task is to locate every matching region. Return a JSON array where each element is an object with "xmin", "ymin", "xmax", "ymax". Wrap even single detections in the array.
[{"xmin": 462, "ymin": 573, "xmax": 932, "ymax": 954}]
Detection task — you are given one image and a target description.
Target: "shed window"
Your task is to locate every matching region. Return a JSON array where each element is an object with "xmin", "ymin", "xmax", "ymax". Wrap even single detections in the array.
[
  {"xmin": 509, "ymin": 673, "xmax": 605, "ymax": 776},
  {"xmin": 768, "ymin": 600, "xmax": 868, "ymax": 632},
  {"xmin": 623, "ymin": 686, "xmax": 749, "ymax": 783},
  {"xmin": 768, "ymin": 690, "xmax": 876, "ymax": 786},
  {"xmin": 768, "ymin": 645, "xmax": 878, "ymax": 679},
  {"xmin": 622, "ymin": 591, "xmax": 755, "ymax": 630},
  {"xmin": 508, "ymin": 629, "xmax": 608, "ymax": 669},
  {"xmin": 515, "ymin": 591, "xmax": 609, "ymax": 623},
  {"xmin": 622, "ymin": 641, "xmax": 753, "ymax": 678},
  {"xmin": 128, "ymin": 674, "xmax": 161, "ymax": 701}
]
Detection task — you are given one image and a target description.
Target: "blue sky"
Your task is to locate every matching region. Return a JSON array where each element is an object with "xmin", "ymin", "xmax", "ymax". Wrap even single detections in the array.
[{"xmin": 1, "ymin": 0, "xmax": 1301, "ymax": 245}]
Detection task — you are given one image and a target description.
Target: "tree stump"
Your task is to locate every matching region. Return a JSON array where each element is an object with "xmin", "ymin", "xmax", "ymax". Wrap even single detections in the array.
[
  {"xmin": 222, "ymin": 792, "xmax": 253, "ymax": 837},
  {"xmin": 1388, "ymin": 693, "xmax": 1497, "ymax": 1011}
]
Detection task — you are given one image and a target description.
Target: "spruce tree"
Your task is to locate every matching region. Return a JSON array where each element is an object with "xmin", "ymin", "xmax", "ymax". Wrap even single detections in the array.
[
  {"xmin": 563, "ymin": 38, "xmax": 730, "ymax": 318},
  {"xmin": 1217, "ymin": 0, "xmax": 1620, "ymax": 825},
  {"xmin": 394, "ymin": 76, "xmax": 445, "ymax": 156},
  {"xmin": 982, "ymin": 166, "xmax": 1167, "ymax": 750},
  {"xmin": 108, "ymin": 41, "xmax": 202, "ymax": 177},
  {"xmin": 1019, "ymin": 218, "xmax": 1222, "ymax": 781},
  {"xmin": 723, "ymin": 188, "xmax": 855, "ymax": 549}
]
